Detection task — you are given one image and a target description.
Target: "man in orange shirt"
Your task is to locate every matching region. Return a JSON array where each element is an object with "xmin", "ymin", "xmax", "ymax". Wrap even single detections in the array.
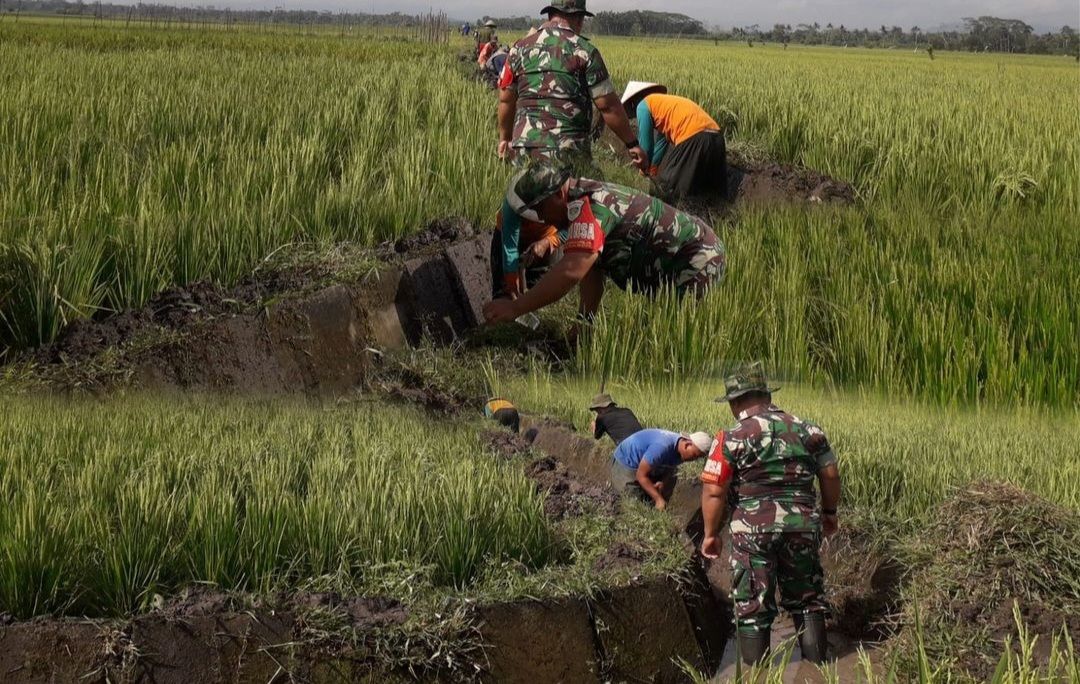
[{"xmin": 621, "ymin": 82, "xmax": 728, "ymax": 201}]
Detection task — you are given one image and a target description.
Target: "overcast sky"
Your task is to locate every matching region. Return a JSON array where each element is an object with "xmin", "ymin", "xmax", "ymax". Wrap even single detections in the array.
[{"xmin": 286, "ymin": 0, "xmax": 1076, "ymax": 32}]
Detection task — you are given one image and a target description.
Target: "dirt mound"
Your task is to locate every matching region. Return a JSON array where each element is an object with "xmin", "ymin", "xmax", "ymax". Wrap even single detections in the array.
[
  {"xmin": 593, "ymin": 541, "xmax": 647, "ymax": 573},
  {"xmin": 821, "ymin": 520, "xmax": 901, "ymax": 640},
  {"xmin": 154, "ymin": 584, "xmax": 239, "ymax": 619},
  {"xmin": 525, "ymin": 455, "xmax": 619, "ymax": 520},
  {"xmin": 375, "ymin": 363, "xmax": 475, "ymax": 415},
  {"xmin": 482, "ymin": 429, "xmax": 532, "ymax": 459},
  {"xmin": 289, "ymin": 592, "xmax": 409, "ymax": 630},
  {"xmin": 40, "ymin": 262, "xmax": 335, "ymax": 368},
  {"xmin": 391, "ymin": 216, "xmax": 474, "ymax": 256},
  {"xmin": 898, "ymin": 481, "xmax": 1080, "ymax": 679},
  {"xmin": 728, "ymin": 161, "xmax": 856, "ymax": 206}
]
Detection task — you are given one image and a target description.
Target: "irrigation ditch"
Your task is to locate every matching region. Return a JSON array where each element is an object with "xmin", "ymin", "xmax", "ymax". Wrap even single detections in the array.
[
  {"xmin": 12, "ymin": 209, "xmax": 1073, "ymax": 682},
  {"xmin": 3, "ymin": 223, "xmax": 737, "ymax": 683}
]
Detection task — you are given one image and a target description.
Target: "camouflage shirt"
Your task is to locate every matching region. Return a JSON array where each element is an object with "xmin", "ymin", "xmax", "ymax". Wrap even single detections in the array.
[
  {"xmin": 562, "ymin": 179, "xmax": 725, "ymax": 293},
  {"xmin": 701, "ymin": 403, "xmax": 836, "ymax": 534},
  {"xmin": 499, "ymin": 21, "xmax": 614, "ymax": 156}
]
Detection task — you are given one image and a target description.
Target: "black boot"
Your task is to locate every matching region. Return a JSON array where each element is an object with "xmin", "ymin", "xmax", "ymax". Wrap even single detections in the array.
[
  {"xmin": 794, "ymin": 612, "xmax": 828, "ymax": 664},
  {"xmin": 738, "ymin": 629, "xmax": 771, "ymax": 667}
]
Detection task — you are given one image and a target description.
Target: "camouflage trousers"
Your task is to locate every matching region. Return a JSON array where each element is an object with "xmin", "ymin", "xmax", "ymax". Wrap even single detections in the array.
[
  {"xmin": 729, "ymin": 531, "xmax": 827, "ymax": 634},
  {"xmin": 507, "ymin": 146, "xmax": 599, "ymax": 176}
]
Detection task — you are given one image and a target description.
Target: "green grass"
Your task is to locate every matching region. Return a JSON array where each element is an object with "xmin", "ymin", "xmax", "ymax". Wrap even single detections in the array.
[
  {"xmin": 0, "ymin": 397, "xmax": 555, "ymax": 618},
  {"xmin": 504, "ymin": 374, "xmax": 1080, "ymax": 521}
]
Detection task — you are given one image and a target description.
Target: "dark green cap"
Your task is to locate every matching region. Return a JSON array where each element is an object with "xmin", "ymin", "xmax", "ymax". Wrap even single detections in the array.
[
  {"xmin": 506, "ymin": 164, "xmax": 570, "ymax": 219},
  {"xmin": 541, "ymin": 0, "xmax": 594, "ymax": 17},
  {"xmin": 715, "ymin": 362, "xmax": 780, "ymax": 402}
]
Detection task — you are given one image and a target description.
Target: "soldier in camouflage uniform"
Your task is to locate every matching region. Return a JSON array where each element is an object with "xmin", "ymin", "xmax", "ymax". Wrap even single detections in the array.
[
  {"xmin": 491, "ymin": 0, "xmax": 647, "ymax": 297},
  {"xmin": 482, "ymin": 165, "xmax": 725, "ymax": 325},
  {"xmin": 700, "ymin": 363, "xmax": 842, "ymax": 667}
]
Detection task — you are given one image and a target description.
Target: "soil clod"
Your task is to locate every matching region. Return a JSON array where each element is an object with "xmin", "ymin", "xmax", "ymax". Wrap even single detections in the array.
[
  {"xmin": 593, "ymin": 541, "xmax": 648, "ymax": 573},
  {"xmin": 391, "ymin": 216, "xmax": 474, "ymax": 255},
  {"xmin": 481, "ymin": 429, "xmax": 532, "ymax": 459},
  {"xmin": 525, "ymin": 455, "xmax": 619, "ymax": 520}
]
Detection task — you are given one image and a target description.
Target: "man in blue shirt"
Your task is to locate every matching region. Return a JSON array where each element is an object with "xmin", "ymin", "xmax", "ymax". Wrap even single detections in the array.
[{"xmin": 611, "ymin": 428, "xmax": 713, "ymax": 510}]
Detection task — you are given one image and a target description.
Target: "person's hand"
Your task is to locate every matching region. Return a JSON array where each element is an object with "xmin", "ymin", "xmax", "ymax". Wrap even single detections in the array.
[
  {"xmin": 822, "ymin": 513, "xmax": 839, "ymax": 538},
  {"xmin": 498, "ymin": 140, "xmax": 512, "ymax": 160},
  {"xmin": 483, "ymin": 298, "xmax": 519, "ymax": 325},
  {"xmin": 627, "ymin": 145, "xmax": 648, "ymax": 172},
  {"xmin": 503, "ymin": 272, "xmax": 522, "ymax": 298},
  {"xmin": 522, "ymin": 239, "xmax": 552, "ymax": 266},
  {"xmin": 701, "ymin": 535, "xmax": 721, "ymax": 560},
  {"xmin": 654, "ymin": 498, "xmax": 667, "ymax": 512},
  {"xmin": 589, "ymin": 419, "xmax": 596, "ymax": 434}
]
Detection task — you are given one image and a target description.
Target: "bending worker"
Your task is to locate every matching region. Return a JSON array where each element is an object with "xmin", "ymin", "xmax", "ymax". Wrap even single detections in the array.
[
  {"xmin": 589, "ymin": 393, "xmax": 642, "ymax": 446},
  {"xmin": 700, "ymin": 362, "xmax": 842, "ymax": 667},
  {"xmin": 482, "ymin": 165, "xmax": 725, "ymax": 325},
  {"xmin": 621, "ymin": 81, "xmax": 727, "ymax": 201},
  {"xmin": 484, "ymin": 397, "xmax": 520, "ymax": 433},
  {"xmin": 493, "ymin": 0, "xmax": 647, "ymax": 297},
  {"xmin": 611, "ymin": 428, "xmax": 712, "ymax": 510}
]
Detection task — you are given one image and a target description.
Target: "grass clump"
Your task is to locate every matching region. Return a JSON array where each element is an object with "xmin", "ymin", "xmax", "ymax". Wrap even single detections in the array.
[{"xmin": 894, "ymin": 482, "xmax": 1080, "ymax": 680}]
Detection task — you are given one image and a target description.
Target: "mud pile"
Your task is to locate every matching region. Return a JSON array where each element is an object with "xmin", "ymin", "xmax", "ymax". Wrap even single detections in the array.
[
  {"xmin": 727, "ymin": 160, "xmax": 856, "ymax": 205},
  {"xmin": 898, "ymin": 482, "xmax": 1080, "ymax": 679},
  {"xmin": 25, "ymin": 220, "xmax": 495, "ymax": 395},
  {"xmin": 525, "ymin": 454, "xmax": 620, "ymax": 520}
]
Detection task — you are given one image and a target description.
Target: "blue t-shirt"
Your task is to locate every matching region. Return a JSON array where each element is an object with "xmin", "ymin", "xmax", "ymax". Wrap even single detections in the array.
[{"xmin": 613, "ymin": 429, "xmax": 682, "ymax": 471}]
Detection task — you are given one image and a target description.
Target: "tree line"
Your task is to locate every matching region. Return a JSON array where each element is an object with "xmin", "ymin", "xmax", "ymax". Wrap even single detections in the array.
[
  {"xmin": 724, "ymin": 17, "xmax": 1077, "ymax": 56},
  {"xmin": 3, "ymin": 0, "xmax": 432, "ymax": 28}
]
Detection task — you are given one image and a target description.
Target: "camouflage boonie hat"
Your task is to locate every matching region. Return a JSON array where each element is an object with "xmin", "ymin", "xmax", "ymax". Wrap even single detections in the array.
[
  {"xmin": 507, "ymin": 164, "xmax": 570, "ymax": 221},
  {"xmin": 716, "ymin": 362, "xmax": 780, "ymax": 402},
  {"xmin": 540, "ymin": 0, "xmax": 594, "ymax": 17}
]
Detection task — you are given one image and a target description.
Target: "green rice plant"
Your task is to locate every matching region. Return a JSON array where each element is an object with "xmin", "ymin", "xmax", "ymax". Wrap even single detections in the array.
[{"xmin": 0, "ymin": 397, "xmax": 554, "ymax": 617}]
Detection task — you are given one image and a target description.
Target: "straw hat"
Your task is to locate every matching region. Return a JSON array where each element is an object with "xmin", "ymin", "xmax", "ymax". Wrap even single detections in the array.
[{"xmin": 620, "ymin": 81, "xmax": 667, "ymax": 108}]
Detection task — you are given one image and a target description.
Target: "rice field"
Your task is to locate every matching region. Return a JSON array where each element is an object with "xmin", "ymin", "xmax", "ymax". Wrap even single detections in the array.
[
  {"xmin": 0, "ymin": 398, "xmax": 553, "ymax": 618},
  {"xmin": 1, "ymin": 20, "xmax": 1077, "ymax": 405},
  {"xmin": 504, "ymin": 373, "xmax": 1080, "ymax": 521}
]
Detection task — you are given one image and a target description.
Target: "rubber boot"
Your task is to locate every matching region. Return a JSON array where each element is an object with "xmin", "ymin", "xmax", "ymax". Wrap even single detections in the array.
[
  {"xmin": 794, "ymin": 612, "xmax": 828, "ymax": 664},
  {"xmin": 738, "ymin": 629, "xmax": 771, "ymax": 667}
]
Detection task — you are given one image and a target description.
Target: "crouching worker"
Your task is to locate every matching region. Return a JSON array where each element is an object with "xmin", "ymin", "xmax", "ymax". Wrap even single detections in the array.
[
  {"xmin": 484, "ymin": 397, "xmax": 520, "ymax": 433},
  {"xmin": 589, "ymin": 393, "xmax": 642, "ymax": 446},
  {"xmin": 611, "ymin": 428, "xmax": 711, "ymax": 510},
  {"xmin": 490, "ymin": 210, "xmax": 562, "ymax": 298},
  {"xmin": 482, "ymin": 165, "xmax": 725, "ymax": 325},
  {"xmin": 700, "ymin": 362, "xmax": 842, "ymax": 667},
  {"xmin": 621, "ymin": 81, "xmax": 727, "ymax": 201}
]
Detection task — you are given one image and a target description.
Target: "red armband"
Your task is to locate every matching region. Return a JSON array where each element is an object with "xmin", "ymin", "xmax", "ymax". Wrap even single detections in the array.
[
  {"xmin": 700, "ymin": 430, "xmax": 732, "ymax": 486},
  {"xmin": 563, "ymin": 199, "xmax": 604, "ymax": 254}
]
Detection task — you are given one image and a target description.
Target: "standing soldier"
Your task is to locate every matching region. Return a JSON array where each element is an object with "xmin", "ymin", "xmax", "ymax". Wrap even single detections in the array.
[
  {"xmin": 483, "ymin": 165, "xmax": 725, "ymax": 326},
  {"xmin": 700, "ymin": 363, "xmax": 842, "ymax": 667},
  {"xmin": 476, "ymin": 19, "xmax": 496, "ymax": 52},
  {"xmin": 491, "ymin": 0, "xmax": 646, "ymax": 297}
]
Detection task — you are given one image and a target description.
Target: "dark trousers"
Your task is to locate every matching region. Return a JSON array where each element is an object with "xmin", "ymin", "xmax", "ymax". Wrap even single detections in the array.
[
  {"xmin": 656, "ymin": 130, "xmax": 727, "ymax": 201},
  {"xmin": 488, "ymin": 229, "xmax": 555, "ymax": 298}
]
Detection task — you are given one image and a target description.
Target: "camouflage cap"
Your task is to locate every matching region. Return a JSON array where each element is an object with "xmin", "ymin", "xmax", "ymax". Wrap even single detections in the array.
[
  {"xmin": 484, "ymin": 19, "xmax": 497, "ymax": 27},
  {"xmin": 506, "ymin": 164, "xmax": 570, "ymax": 222},
  {"xmin": 588, "ymin": 393, "xmax": 615, "ymax": 410},
  {"xmin": 715, "ymin": 362, "xmax": 780, "ymax": 402},
  {"xmin": 540, "ymin": 0, "xmax": 594, "ymax": 17}
]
